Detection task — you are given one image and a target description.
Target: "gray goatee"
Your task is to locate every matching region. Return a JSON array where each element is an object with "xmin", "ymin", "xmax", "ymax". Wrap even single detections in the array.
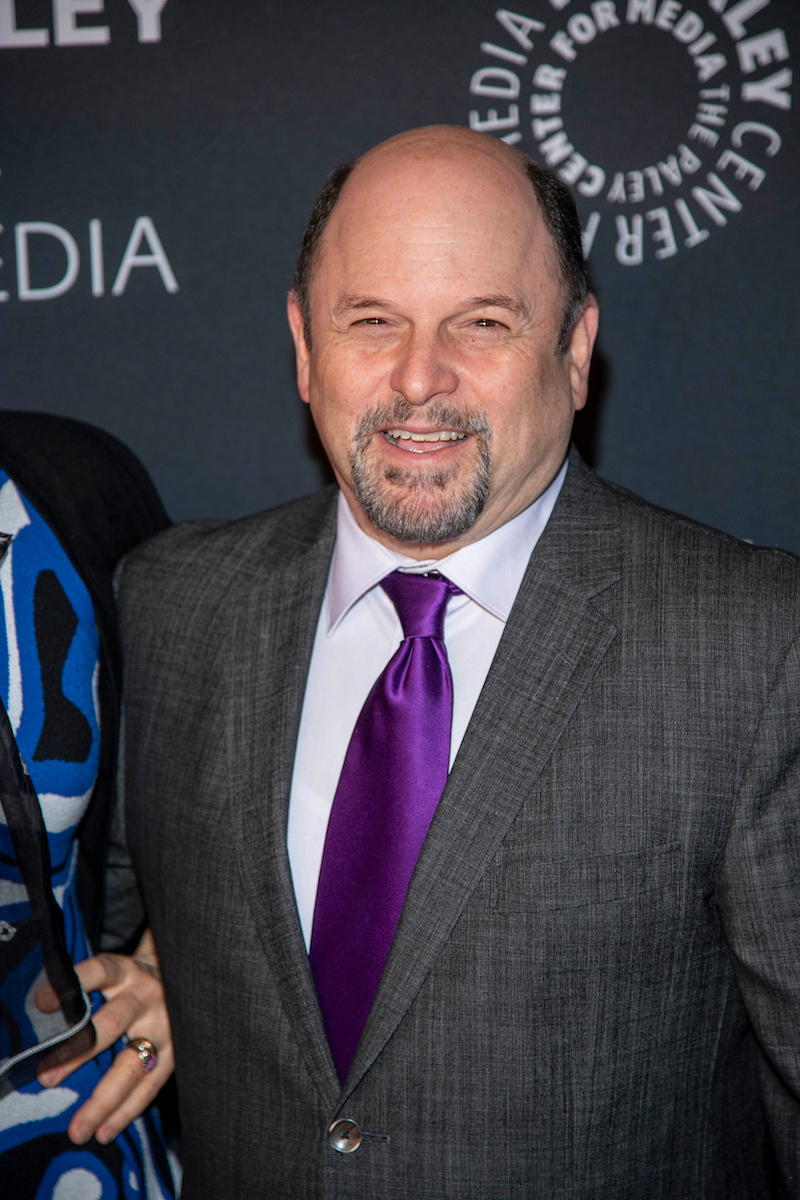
[{"xmin": 349, "ymin": 399, "xmax": 492, "ymax": 544}]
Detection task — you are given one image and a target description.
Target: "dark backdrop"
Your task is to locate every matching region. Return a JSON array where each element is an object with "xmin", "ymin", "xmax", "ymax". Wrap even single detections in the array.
[{"xmin": 1, "ymin": 0, "xmax": 797, "ymax": 551}]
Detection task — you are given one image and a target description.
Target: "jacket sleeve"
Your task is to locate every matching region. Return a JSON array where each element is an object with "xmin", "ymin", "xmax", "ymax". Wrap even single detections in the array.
[{"xmin": 717, "ymin": 631, "xmax": 800, "ymax": 1197}]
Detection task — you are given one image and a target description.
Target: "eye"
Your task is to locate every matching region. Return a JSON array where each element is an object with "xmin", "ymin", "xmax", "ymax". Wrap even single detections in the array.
[
  {"xmin": 355, "ymin": 317, "xmax": 386, "ymax": 326},
  {"xmin": 471, "ymin": 318, "xmax": 503, "ymax": 328}
]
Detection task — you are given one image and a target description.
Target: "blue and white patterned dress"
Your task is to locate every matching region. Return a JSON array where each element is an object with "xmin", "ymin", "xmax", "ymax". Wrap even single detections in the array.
[{"xmin": 0, "ymin": 473, "xmax": 177, "ymax": 1199}]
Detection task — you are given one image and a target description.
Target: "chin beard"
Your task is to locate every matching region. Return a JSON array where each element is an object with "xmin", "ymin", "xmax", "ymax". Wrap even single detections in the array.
[{"xmin": 348, "ymin": 399, "xmax": 492, "ymax": 545}]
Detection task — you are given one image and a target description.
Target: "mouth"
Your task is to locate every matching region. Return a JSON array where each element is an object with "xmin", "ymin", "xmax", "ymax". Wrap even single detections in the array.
[{"xmin": 382, "ymin": 429, "xmax": 468, "ymax": 454}]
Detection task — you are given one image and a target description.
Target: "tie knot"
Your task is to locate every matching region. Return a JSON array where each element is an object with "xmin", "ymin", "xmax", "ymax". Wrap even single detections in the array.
[{"xmin": 381, "ymin": 570, "xmax": 460, "ymax": 641}]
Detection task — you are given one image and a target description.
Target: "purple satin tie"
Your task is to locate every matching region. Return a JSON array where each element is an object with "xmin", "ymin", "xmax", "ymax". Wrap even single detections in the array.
[{"xmin": 309, "ymin": 570, "xmax": 460, "ymax": 1083}]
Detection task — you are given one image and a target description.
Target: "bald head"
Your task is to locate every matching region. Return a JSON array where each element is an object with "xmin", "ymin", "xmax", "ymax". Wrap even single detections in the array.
[
  {"xmin": 292, "ymin": 125, "xmax": 589, "ymax": 353},
  {"xmin": 351, "ymin": 125, "xmax": 532, "ymax": 197}
]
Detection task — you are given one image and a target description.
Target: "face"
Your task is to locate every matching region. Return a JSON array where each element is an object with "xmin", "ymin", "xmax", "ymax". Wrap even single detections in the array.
[{"xmin": 288, "ymin": 131, "xmax": 599, "ymax": 559}]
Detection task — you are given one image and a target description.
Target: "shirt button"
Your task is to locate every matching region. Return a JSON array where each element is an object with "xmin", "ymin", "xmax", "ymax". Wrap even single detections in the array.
[{"xmin": 328, "ymin": 1118, "xmax": 362, "ymax": 1153}]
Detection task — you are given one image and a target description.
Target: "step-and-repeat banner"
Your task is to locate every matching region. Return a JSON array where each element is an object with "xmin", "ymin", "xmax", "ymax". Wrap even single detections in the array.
[{"xmin": 1, "ymin": 0, "xmax": 797, "ymax": 550}]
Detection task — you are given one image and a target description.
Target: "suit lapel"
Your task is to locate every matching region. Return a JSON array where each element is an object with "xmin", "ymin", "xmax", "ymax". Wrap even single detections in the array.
[
  {"xmin": 344, "ymin": 453, "xmax": 623, "ymax": 1096},
  {"xmin": 224, "ymin": 491, "xmax": 341, "ymax": 1108}
]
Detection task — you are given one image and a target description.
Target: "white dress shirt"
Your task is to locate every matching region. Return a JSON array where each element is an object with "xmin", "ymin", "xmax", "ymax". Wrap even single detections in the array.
[{"xmin": 287, "ymin": 458, "xmax": 567, "ymax": 948}]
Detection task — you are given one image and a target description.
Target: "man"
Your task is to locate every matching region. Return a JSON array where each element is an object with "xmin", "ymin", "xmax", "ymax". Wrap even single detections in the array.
[{"xmin": 118, "ymin": 127, "xmax": 800, "ymax": 1197}]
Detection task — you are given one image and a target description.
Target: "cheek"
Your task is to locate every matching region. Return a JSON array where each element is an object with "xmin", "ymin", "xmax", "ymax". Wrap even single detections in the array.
[
  {"xmin": 517, "ymin": 357, "xmax": 573, "ymax": 424},
  {"xmin": 480, "ymin": 364, "xmax": 573, "ymax": 454},
  {"xmin": 307, "ymin": 373, "xmax": 371, "ymax": 476},
  {"xmin": 310, "ymin": 352, "xmax": 378, "ymax": 420},
  {"xmin": 310, "ymin": 398, "xmax": 351, "ymax": 461}
]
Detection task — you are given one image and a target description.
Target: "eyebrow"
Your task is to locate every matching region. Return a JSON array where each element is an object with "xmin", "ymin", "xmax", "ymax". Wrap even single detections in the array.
[
  {"xmin": 464, "ymin": 294, "xmax": 532, "ymax": 320},
  {"xmin": 335, "ymin": 294, "xmax": 392, "ymax": 315},
  {"xmin": 334, "ymin": 293, "xmax": 532, "ymax": 319}
]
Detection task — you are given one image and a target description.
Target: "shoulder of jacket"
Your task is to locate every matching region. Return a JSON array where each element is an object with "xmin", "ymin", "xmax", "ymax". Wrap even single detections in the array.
[
  {"xmin": 119, "ymin": 486, "xmax": 337, "ymax": 589},
  {"xmin": 589, "ymin": 472, "xmax": 800, "ymax": 625}
]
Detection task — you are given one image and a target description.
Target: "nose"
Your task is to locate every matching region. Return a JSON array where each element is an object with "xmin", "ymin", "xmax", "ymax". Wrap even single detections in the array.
[{"xmin": 388, "ymin": 329, "xmax": 459, "ymax": 406}]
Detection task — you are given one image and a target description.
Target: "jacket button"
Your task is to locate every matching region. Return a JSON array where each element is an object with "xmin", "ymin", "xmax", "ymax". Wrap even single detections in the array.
[{"xmin": 328, "ymin": 1118, "xmax": 362, "ymax": 1153}]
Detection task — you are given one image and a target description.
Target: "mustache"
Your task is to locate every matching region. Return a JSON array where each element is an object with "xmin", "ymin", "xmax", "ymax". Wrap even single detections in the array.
[{"xmin": 352, "ymin": 399, "xmax": 492, "ymax": 450}]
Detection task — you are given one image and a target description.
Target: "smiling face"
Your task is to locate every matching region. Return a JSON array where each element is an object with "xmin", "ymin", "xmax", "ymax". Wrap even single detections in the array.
[{"xmin": 287, "ymin": 127, "xmax": 599, "ymax": 559}]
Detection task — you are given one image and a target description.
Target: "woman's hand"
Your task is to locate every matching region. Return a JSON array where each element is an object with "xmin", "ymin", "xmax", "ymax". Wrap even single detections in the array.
[{"xmin": 35, "ymin": 928, "xmax": 174, "ymax": 1145}]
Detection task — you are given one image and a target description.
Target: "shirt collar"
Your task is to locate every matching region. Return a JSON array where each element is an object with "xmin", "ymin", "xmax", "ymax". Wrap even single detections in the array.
[{"xmin": 326, "ymin": 458, "xmax": 567, "ymax": 633}]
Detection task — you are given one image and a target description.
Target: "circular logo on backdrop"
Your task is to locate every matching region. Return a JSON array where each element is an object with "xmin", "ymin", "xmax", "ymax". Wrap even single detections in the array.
[{"xmin": 466, "ymin": 3, "xmax": 792, "ymax": 266}]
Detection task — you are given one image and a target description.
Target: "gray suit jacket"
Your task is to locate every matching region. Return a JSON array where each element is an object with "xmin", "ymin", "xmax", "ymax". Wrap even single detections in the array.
[{"xmin": 118, "ymin": 451, "xmax": 800, "ymax": 1199}]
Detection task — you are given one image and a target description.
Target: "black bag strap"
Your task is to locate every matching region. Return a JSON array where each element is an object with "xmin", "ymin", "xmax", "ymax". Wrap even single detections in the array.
[{"xmin": 0, "ymin": 699, "xmax": 95, "ymax": 1083}]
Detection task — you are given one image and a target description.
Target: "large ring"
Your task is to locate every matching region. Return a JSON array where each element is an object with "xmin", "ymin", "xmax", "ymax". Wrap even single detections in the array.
[{"xmin": 132, "ymin": 1039, "xmax": 158, "ymax": 1073}]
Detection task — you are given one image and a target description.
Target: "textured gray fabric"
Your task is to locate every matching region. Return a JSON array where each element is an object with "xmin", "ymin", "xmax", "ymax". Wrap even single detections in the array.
[{"xmin": 118, "ymin": 452, "xmax": 800, "ymax": 1199}]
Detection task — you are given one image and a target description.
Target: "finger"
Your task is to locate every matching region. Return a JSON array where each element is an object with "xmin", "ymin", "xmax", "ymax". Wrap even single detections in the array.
[
  {"xmin": 37, "ymin": 953, "xmax": 127, "ymax": 1016},
  {"xmin": 38, "ymin": 991, "xmax": 145, "ymax": 1087},
  {"xmin": 95, "ymin": 1043, "xmax": 175, "ymax": 1144},
  {"xmin": 36, "ymin": 953, "xmax": 126, "ymax": 1018},
  {"xmin": 73, "ymin": 953, "xmax": 127, "ymax": 995},
  {"xmin": 33, "ymin": 982, "xmax": 61, "ymax": 1013},
  {"xmin": 89, "ymin": 990, "xmax": 145, "ymax": 1051},
  {"xmin": 68, "ymin": 1042, "xmax": 174, "ymax": 1146}
]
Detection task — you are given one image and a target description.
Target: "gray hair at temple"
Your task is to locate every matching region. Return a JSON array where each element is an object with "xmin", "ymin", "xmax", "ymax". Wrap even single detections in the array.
[{"xmin": 291, "ymin": 150, "xmax": 591, "ymax": 356}]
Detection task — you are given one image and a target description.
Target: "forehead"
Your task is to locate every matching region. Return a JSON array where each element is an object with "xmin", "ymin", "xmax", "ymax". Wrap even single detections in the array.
[{"xmin": 313, "ymin": 146, "xmax": 562, "ymax": 305}]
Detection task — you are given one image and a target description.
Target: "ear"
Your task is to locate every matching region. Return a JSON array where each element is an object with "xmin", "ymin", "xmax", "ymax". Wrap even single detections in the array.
[
  {"xmin": 567, "ymin": 294, "xmax": 599, "ymax": 413},
  {"xmin": 287, "ymin": 292, "xmax": 311, "ymax": 404}
]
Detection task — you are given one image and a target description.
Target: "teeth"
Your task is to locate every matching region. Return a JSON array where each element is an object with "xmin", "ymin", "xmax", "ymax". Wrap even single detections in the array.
[{"xmin": 386, "ymin": 429, "xmax": 467, "ymax": 442}]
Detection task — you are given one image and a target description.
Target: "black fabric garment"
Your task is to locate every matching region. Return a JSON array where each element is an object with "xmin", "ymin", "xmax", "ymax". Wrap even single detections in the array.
[{"xmin": 0, "ymin": 410, "xmax": 169, "ymax": 950}]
